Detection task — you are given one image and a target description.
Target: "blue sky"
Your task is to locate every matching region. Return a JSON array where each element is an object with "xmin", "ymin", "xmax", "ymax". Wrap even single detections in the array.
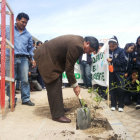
[{"xmin": 6, "ymin": 0, "xmax": 140, "ymax": 47}]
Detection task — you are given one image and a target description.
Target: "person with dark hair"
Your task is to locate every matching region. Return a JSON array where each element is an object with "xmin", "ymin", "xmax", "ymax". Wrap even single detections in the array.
[
  {"xmin": 133, "ymin": 36, "xmax": 140, "ymax": 72},
  {"xmin": 99, "ymin": 42, "xmax": 104, "ymax": 49},
  {"xmin": 44, "ymin": 40, "xmax": 48, "ymax": 43},
  {"xmin": 16, "ymin": 12, "xmax": 29, "ymax": 21},
  {"xmin": 124, "ymin": 69, "xmax": 140, "ymax": 109},
  {"xmin": 34, "ymin": 35, "xmax": 99, "ymax": 123},
  {"xmin": 123, "ymin": 43, "xmax": 135, "ymax": 106},
  {"xmin": 124, "ymin": 43, "xmax": 135, "ymax": 78},
  {"xmin": 13, "ymin": 12, "xmax": 35, "ymax": 106},
  {"xmin": 107, "ymin": 36, "xmax": 127, "ymax": 112},
  {"xmin": 28, "ymin": 61, "xmax": 42, "ymax": 91},
  {"xmin": 0, "ymin": 12, "xmax": 35, "ymax": 107},
  {"xmin": 35, "ymin": 41, "xmax": 45, "ymax": 89},
  {"xmin": 36, "ymin": 41, "xmax": 42, "ymax": 48}
]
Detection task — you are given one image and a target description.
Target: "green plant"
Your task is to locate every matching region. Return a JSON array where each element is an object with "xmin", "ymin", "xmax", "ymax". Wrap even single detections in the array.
[
  {"xmin": 80, "ymin": 99, "xmax": 88, "ymax": 113},
  {"xmin": 88, "ymin": 87, "xmax": 103, "ymax": 117}
]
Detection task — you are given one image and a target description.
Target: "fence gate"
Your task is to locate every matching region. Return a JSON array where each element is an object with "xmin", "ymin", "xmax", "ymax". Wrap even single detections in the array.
[{"xmin": 0, "ymin": 0, "xmax": 15, "ymax": 115}]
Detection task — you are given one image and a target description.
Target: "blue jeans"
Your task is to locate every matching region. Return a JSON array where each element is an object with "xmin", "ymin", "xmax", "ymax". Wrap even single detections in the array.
[
  {"xmin": 14, "ymin": 57, "xmax": 30, "ymax": 103},
  {"xmin": 80, "ymin": 61, "xmax": 92, "ymax": 87}
]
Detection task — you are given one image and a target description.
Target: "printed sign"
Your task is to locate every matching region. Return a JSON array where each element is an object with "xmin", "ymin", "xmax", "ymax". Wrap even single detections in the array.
[
  {"xmin": 91, "ymin": 42, "xmax": 109, "ymax": 87},
  {"xmin": 62, "ymin": 61, "xmax": 83, "ymax": 83}
]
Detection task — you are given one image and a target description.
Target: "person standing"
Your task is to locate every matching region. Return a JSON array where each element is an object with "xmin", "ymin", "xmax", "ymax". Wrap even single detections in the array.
[
  {"xmin": 14, "ymin": 12, "xmax": 35, "ymax": 106},
  {"xmin": 107, "ymin": 37, "xmax": 127, "ymax": 112},
  {"xmin": 35, "ymin": 41, "xmax": 45, "ymax": 89},
  {"xmin": 34, "ymin": 35, "xmax": 99, "ymax": 123},
  {"xmin": 79, "ymin": 53, "xmax": 92, "ymax": 89}
]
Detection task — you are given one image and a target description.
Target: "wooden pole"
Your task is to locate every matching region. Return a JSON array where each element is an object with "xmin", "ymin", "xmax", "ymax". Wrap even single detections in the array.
[
  {"xmin": 0, "ymin": 0, "xmax": 6, "ymax": 114},
  {"xmin": 10, "ymin": 13, "xmax": 15, "ymax": 111},
  {"xmin": 107, "ymin": 43, "xmax": 110, "ymax": 106}
]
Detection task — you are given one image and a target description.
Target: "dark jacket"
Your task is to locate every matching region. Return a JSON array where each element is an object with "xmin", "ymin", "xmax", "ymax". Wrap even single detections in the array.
[
  {"xmin": 34, "ymin": 35, "xmax": 84, "ymax": 85},
  {"xmin": 29, "ymin": 62, "xmax": 38, "ymax": 81},
  {"xmin": 133, "ymin": 37, "xmax": 140, "ymax": 69},
  {"xmin": 109, "ymin": 47, "xmax": 127, "ymax": 72},
  {"xmin": 125, "ymin": 76, "xmax": 139, "ymax": 92},
  {"xmin": 79, "ymin": 53, "xmax": 92, "ymax": 65},
  {"xmin": 124, "ymin": 51, "xmax": 134, "ymax": 75}
]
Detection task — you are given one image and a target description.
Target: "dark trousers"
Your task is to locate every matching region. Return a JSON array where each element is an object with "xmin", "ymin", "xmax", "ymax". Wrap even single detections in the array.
[
  {"xmin": 124, "ymin": 91, "xmax": 140, "ymax": 105},
  {"xmin": 37, "ymin": 70, "xmax": 45, "ymax": 88},
  {"xmin": 111, "ymin": 88, "xmax": 125, "ymax": 108},
  {"xmin": 45, "ymin": 77, "xmax": 64, "ymax": 119},
  {"xmin": 110, "ymin": 72, "xmax": 125, "ymax": 108}
]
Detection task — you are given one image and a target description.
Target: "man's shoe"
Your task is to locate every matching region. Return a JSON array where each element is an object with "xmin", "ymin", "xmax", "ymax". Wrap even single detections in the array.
[
  {"xmin": 136, "ymin": 104, "xmax": 140, "ymax": 110},
  {"xmin": 53, "ymin": 116, "xmax": 71, "ymax": 123},
  {"xmin": 22, "ymin": 100, "xmax": 35, "ymax": 106},
  {"xmin": 64, "ymin": 108, "xmax": 71, "ymax": 112}
]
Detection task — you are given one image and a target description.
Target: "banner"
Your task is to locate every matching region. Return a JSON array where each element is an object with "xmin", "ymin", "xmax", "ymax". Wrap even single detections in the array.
[
  {"xmin": 91, "ymin": 42, "xmax": 109, "ymax": 87},
  {"xmin": 62, "ymin": 42, "xmax": 109, "ymax": 87},
  {"xmin": 62, "ymin": 61, "xmax": 83, "ymax": 83}
]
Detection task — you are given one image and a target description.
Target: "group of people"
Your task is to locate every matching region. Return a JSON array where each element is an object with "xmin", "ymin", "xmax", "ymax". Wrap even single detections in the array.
[
  {"xmin": 1, "ymin": 11, "xmax": 140, "ymax": 124},
  {"xmin": 107, "ymin": 36, "xmax": 140, "ymax": 112},
  {"xmin": 28, "ymin": 40, "xmax": 46, "ymax": 92}
]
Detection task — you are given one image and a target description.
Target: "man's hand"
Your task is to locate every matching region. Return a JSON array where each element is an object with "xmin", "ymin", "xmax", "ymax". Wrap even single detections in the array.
[
  {"xmin": 73, "ymin": 85, "xmax": 80, "ymax": 96},
  {"xmin": 31, "ymin": 60, "xmax": 36, "ymax": 68},
  {"xmin": 28, "ymin": 72, "xmax": 31, "ymax": 76}
]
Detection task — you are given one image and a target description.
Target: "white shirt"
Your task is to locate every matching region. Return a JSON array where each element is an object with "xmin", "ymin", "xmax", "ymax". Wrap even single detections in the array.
[{"xmin": 81, "ymin": 53, "xmax": 87, "ymax": 61}]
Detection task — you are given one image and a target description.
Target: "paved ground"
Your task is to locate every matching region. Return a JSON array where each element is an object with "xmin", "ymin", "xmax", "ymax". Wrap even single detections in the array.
[
  {"xmin": 112, "ymin": 104, "xmax": 140, "ymax": 140},
  {"xmin": 0, "ymin": 88, "xmax": 114, "ymax": 140},
  {"xmin": 0, "ymin": 87, "xmax": 139, "ymax": 140}
]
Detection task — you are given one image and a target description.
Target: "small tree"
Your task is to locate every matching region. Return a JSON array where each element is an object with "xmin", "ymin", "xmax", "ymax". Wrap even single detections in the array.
[{"xmin": 88, "ymin": 76, "xmax": 140, "ymax": 117}]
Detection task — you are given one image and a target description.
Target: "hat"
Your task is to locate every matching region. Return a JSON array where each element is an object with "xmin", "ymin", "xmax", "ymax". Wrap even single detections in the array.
[{"xmin": 109, "ymin": 36, "xmax": 118, "ymax": 44}]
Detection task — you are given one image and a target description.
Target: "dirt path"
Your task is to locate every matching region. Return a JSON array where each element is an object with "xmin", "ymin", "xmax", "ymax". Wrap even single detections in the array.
[{"xmin": 0, "ymin": 88, "xmax": 114, "ymax": 140}]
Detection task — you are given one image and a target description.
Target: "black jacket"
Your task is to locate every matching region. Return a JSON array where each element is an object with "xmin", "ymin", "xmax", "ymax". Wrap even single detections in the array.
[
  {"xmin": 109, "ymin": 47, "xmax": 127, "ymax": 72},
  {"xmin": 124, "ymin": 51, "xmax": 134, "ymax": 75}
]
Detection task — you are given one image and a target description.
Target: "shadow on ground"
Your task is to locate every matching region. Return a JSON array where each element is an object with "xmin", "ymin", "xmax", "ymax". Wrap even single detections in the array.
[
  {"xmin": 33, "ymin": 105, "xmax": 52, "ymax": 119},
  {"xmin": 125, "ymin": 105, "xmax": 140, "ymax": 120}
]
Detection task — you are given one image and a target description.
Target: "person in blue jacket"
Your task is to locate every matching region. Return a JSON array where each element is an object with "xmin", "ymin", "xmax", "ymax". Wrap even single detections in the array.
[{"xmin": 107, "ymin": 36, "xmax": 127, "ymax": 112}]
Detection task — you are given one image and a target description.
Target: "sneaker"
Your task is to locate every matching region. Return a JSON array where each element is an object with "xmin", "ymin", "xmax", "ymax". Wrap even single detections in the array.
[
  {"xmin": 111, "ymin": 107, "xmax": 116, "ymax": 111},
  {"xmin": 136, "ymin": 104, "xmax": 140, "ymax": 110},
  {"xmin": 118, "ymin": 108, "xmax": 123, "ymax": 112},
  {"xmin": 62, "ymin": 86, "xmax": 65, "ymax": 89}
]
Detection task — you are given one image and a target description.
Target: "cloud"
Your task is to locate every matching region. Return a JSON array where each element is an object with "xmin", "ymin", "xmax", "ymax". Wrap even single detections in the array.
[{"xmin": 7, "ymin": 0, "xmax": 140, "ymax": 46}]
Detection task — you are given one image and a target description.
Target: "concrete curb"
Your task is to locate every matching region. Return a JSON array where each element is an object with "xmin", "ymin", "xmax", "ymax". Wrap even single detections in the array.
[{"xmin": 100, "ymin": 101, "xmax": 134, "ymax": 140}]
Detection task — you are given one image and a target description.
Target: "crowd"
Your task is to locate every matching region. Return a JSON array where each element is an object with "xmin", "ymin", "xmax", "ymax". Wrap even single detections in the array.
[
  {"xmin": 76, "ymin": 36, "xmax": 140, "ymax": 112},
  {"xmin": 1, "ymin": 11, "xmax": 140, "ymax": 123},
  {"xmin": 101, "ymin": 36, "xmax": 140, "ymax": 112}
]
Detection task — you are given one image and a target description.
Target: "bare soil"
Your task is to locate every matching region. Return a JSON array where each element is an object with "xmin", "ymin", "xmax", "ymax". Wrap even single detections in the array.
[{"xmin": 0, "ymin": 88, "xmax": 120, "ymax": 140}]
